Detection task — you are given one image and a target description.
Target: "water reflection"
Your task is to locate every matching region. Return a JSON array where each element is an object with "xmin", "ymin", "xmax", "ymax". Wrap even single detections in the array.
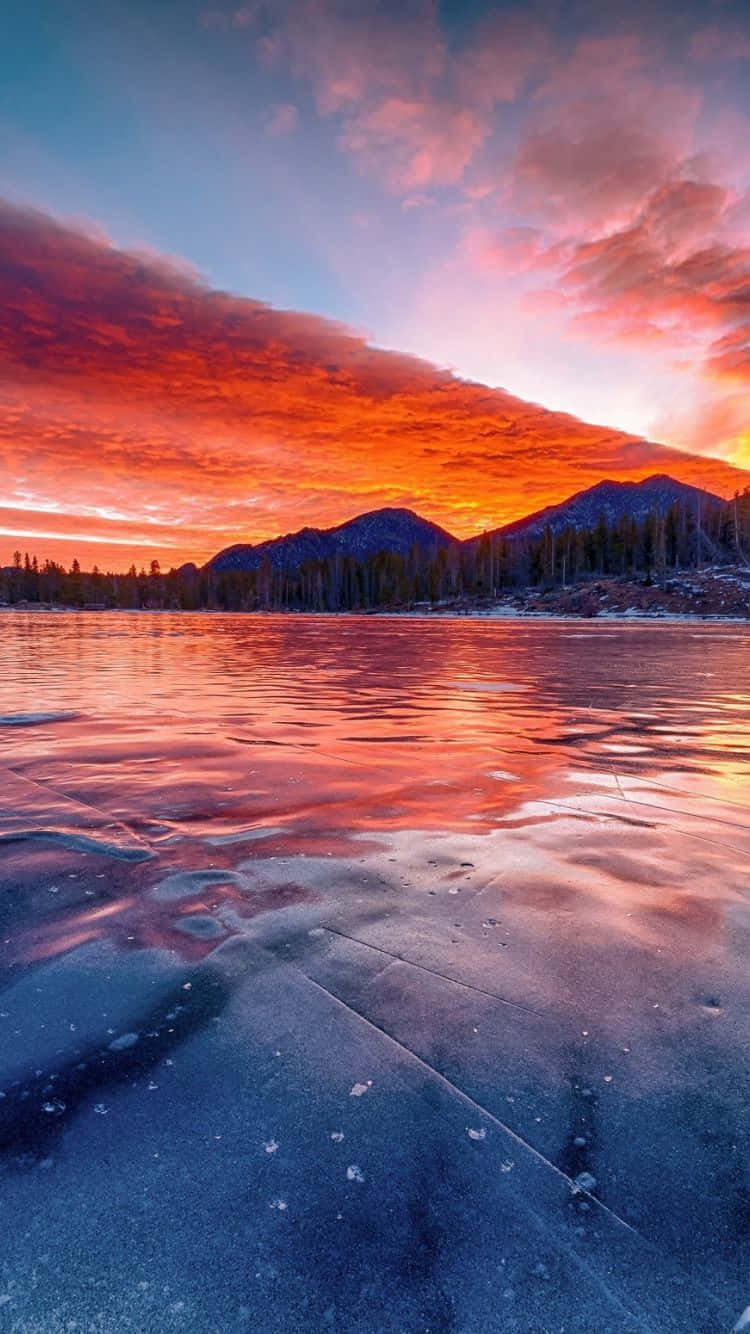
[
  {"xmin": 1, "ymin": 612, "xmax": 749, "ymax": 1327},
  {"xmin": 2, "ymin": 612, "xmax": 749, "ymax": 961}
]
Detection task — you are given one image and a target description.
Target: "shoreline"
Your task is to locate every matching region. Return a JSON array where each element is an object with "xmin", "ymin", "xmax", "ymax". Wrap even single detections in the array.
[{"xmin": 1, "ymin": 603, "xmax": 749, "ymax": 625}]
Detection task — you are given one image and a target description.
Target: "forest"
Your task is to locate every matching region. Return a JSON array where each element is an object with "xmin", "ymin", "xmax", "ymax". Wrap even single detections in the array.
[{"xmin": 3, "ymin": 491, "xmax": 749, "ymax": 612}]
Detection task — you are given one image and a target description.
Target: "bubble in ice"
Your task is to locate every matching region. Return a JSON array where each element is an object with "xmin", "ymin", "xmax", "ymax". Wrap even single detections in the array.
[
  {"xmin": 108, "ymin": 1032, "xmax": 139, "ymax": 1051},
  {"xmin": 573, "ymin": 1172, "xmax": 597, "ymax": 1194}
]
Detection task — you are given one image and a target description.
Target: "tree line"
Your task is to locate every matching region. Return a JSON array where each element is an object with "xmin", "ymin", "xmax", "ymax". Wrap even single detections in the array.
[{"xmin": 3, "ymin": 491, "xmax": 749, "ymax": 612}]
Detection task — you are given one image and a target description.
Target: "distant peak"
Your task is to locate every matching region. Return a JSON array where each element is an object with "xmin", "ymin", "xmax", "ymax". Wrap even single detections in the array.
[{"xmin": 341, "ymin": 505, "xmax": 422, "ymax": 522}]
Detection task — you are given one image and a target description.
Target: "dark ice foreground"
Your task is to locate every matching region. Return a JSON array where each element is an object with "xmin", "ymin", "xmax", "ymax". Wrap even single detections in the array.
[{"xmin": 1, "ymin": 612, "xmax": 749, "ymax": 1332}]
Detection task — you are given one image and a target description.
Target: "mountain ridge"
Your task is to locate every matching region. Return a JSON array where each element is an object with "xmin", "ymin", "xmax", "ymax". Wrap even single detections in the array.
[
  {"xmin": 487, "ymin": 473, "xmax": 723, "ymax": 543},
  {"xmin": 207, "ymin": 506, "xmax": 455, "ymax": 572},
  {"xmin": 203, "ymin": 475, "xmax": 728, "ymax": 573}
]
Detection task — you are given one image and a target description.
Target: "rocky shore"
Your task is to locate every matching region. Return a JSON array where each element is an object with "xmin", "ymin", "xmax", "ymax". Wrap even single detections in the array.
[{"xmin": 416, "ymin": 565, "xmax": 750, "ymax": 620}]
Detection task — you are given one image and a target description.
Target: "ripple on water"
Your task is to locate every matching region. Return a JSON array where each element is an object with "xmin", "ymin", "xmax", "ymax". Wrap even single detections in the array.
[
  {"xmin": 204, "ymin": 826, "xmax": 284, "ymax": 846},
  {"xmin": 0, "ymin": 712, "xmax": 79, "ymax": 726},
  {"xmin": 151, "ymin": 869, "xmax": 253, "ymax": 901},
  {"xmin": 454, "ymin": 681, "xmax": 530, "ymax": 692},
  {"xmin": 0, "ymin": 830, "xmax": 153, "ymax": 861}
]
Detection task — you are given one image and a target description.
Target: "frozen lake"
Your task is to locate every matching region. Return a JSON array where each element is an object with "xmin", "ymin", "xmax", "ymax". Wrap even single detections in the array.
[{"xmin": 1, "ymin": 612, "xmax": 749, "ymax": 1332}]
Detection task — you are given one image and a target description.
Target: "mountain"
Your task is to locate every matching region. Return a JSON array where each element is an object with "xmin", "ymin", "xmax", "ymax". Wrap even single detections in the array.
[
  {"xmin": 207, "ymin": 507, "xmax": 455, "ymax": 572},
  {"xmin": 205, "ymin": 475, "xmax": 728, "ymax": 572},
  {"xmin": 489, "ymin": 474, "xmax": 724, "ymax": 542}
]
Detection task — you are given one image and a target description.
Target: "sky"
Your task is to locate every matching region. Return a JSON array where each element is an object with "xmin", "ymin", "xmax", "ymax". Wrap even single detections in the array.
[{"xmin": 2, "ymin": 0, "xmax": 750, "ymax": 570}]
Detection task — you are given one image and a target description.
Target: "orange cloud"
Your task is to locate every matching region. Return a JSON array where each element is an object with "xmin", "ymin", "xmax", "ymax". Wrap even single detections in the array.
[{"xmin": 1, "ymin": 200, "xmax": 747, "ymax": 571}]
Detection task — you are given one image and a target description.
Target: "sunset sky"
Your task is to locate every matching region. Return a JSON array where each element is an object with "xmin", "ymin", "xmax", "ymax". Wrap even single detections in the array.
[{"xmin": 3, "ymin": 0, "xmax": 750, "ymax": 569}]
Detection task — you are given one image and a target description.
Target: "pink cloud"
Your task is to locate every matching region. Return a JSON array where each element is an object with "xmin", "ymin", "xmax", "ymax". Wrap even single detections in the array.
[
  {"xmin": 515, "ymin": 122, "xmax": 677, "ymax": 233},
  {"xmin": 239, "ymin": 0, "xmax": 446, "ymax": 115},
  {"xmin": 533, "ymin": 174, "xmax": 750, "ymax": 429},
  {"xmin": 204, "ymin": 0, "xmax": 750, "ymax": 471},
  {"xmin": 466, "ymin": 225, "xmax": 560, "ymax": 275},
  {"xmin": 227, "ymin": 1, "xmax": 551, "ymax": 192},
  {"xmin": 520, "ymin": 287, "xmax": 570, "ymax": 317},
  {"xmin": 229, "ymin": 1, "xmax": 502, "ymax": 190},
  {"xmin": 690, "ymin": 24, "xmax": 750, "ymax": 64},
  {"xmin": 452, "ymin": 11, "xmax": 552, "ymax": 110},
  {"xmin": 512, "ymin": 68, "xmax": 703, "ymax": 237},
  {"xmin": 401, "ymin": 194, "xmax": 436, "ymax": 212},
  {"xmin": 263, "ymin": 101, "xmax": 298, "ymax": 135},
  {"xmin": 643, "ymin": 179, "xmax": 731, "ymax": 256},
  {"xmin": 500, "ymin": 24, "xmax": 706, "ymax": 238},
  {"xmin": 341, "ymin": 97, "xmax": 488, "ymax": 190}
]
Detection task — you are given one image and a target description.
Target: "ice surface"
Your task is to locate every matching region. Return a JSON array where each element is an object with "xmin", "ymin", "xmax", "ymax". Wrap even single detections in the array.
[{"xmin": 0, "ymin": 613, "xmax": 748, "ymax": 1331}]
